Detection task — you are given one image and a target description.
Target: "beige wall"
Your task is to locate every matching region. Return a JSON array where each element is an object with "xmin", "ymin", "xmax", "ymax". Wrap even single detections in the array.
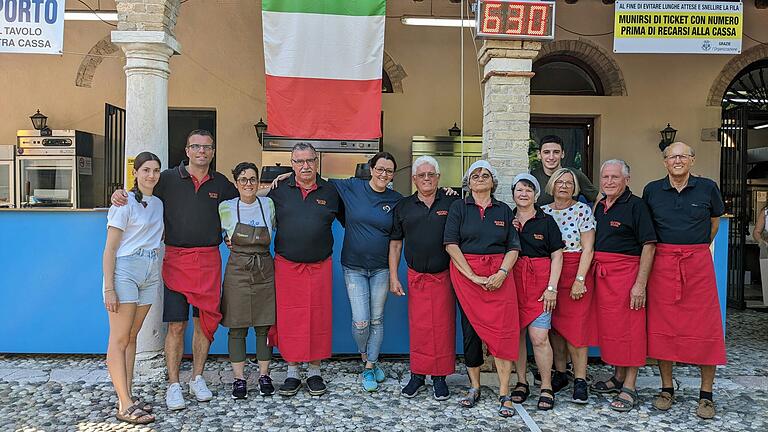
[{"xmin": 1, "ymin": 0, "xmax": 767, "ymax": 194}]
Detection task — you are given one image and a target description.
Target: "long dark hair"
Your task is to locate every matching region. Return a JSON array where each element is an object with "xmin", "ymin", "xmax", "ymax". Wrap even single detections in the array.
[{"xmin": 131, "ymin": 152, "xmax": 162, "ymax": 206}]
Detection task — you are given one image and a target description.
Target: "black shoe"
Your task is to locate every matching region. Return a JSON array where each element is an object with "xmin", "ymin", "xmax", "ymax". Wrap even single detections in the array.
[
  {"xmin": 306, "ymin": 375, "xmax": 327, "ymax": 396},
  {"xmin": 278, "ymin": 377, "xmax": 302, "ymax": 397},
  {"xmin": 572, "ymin": 378, "xmax": 588, "ymax": 404},
  {"xmin": 232, "ymin": 378, "xmax": 247, "ymax": 400},
  {"xmin": 401, "ymin": 374, "xmax": 426, "ymax": 398},
  {"xmin": 432, "ymin": 376, "xmax": 449, "ymax": 401},
  {"xmin": 258, "ymin": 375, "xmax": 275, "ymax": 396},
  {"xmin": 552, "ymin": 371, "xmax": 569, "ymax": 394},
  {"xmin": 532, "ymin": 367, "xmax": 541, "ymax": 386}
]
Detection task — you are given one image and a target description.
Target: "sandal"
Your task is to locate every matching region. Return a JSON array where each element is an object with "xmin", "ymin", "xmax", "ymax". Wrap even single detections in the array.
[
  {"xmin": 610, "ymin": 387, "xmax": 638, "ymax": 412},
  {"xmin": 458, "ymin": 387, "xmax": 481, "ymax": 408},
  {"xmin": 537, "ymin": 388, "xmax": 555, "ymax": 411},
  {"xmin": 590, "ymin": 376, "xmax": 624, "ymax": 394},
  {"xmin": 498, "ymin": 395, "xmax": 516, "ymax": 417},
  {"xmin": 132, "ymin": 399, "xmax": 152, "ymax": 414},
  {"xmin": 510, "ymin": 382, "xmax": 530, "ymax": 404},
  {"xmin": 116, "ymin": 403, "xmax": 155, "ymax": 425}
]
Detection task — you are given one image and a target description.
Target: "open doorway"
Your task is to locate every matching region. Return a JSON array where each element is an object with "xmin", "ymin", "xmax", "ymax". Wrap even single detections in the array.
[
  {"xmin": 168, "ymin": 109, "xmax": 217, "ymax": 170},
  {"xmin": 530, "ymin": 116, "xmax": 595, "ymax": 181}
]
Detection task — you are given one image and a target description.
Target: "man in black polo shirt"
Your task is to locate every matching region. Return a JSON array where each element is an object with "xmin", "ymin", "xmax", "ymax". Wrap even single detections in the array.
[
  {"xmin": 642, "ymin": 142, "xmax": 726, "ymax": 420},
  {"xmin": 266, "ymin": 142, "xmax": 340, "ymax": 397},
  {"xmin": 388, "ymin": 156, "xmax": 458, "ymax": 401},
  {"xmin": 531, "ymin": 135, "xmax": 599, "ymax": 206},
  {"xmin": 112, "ymin": 129, "xmax": 238, "ymax": 410},
  {"xmin": 590, "ymin": 159, "xmax": 656, "ymax": 413}
]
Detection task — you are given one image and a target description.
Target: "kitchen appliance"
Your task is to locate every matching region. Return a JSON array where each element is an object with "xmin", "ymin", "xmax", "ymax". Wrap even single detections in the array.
[
  {"xmin": 259, "ymin": 164, "xmax": 292, "ymax": 190},
  {"xmin": 261, "ymin": 135, "xmax": 381, "ymax": 180},
  {"xmin": 411, "ymin": 136, "xmax": 482, "ymax": 191},
  {"xmin": 0, "ymin": 145, "xmax": 14, "ymax": 208},
  {"xmin": 16, "ymin": 130, "xmax": 106, "ymax": 209}
]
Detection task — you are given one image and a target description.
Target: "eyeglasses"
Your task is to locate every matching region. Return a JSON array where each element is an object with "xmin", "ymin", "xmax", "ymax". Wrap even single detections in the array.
[
  {"xmin": 187, "ymin": 144, "xmax": 214, "ymax": 152},
  {"xmin": 237, "ymin": 177, "xmax": 258, "ymax": 186},
  {"xmin": 415, "ymin": 172, "xmax": 438, "ymax": 179},
  {"xmin": 664, "ymin": 154, "xmax": 693, "ymax": 161},
  {"xmin": 373, "ymin": 166, "xmax": 395, "ymax": 176},
  {"xmin": 291, "ymin": 157, "xmax": 317, "ymax": 166},
  {"xmin": 555, "ymin": 180, "xmax": 574, "ymax": 187},
  {"xmin": 470, "ymin": 173, "xmax": 491, "ymax": 181}
]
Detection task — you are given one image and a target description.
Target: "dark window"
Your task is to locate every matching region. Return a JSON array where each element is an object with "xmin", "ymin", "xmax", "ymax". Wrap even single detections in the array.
[
  {"xmin": 382, "ymin": 69, "xmax": 394, "ymax": 93},
  {"xmin": 532, "ymin": 55, "xmax": 604, "ymax": 96},
  {"xmin": 722, "ymin": 60, "xmax": 768, "ymax": 110}
]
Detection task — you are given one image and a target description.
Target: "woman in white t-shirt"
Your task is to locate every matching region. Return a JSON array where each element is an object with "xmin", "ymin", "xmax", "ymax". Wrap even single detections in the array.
[{"xmin": 103, "ymin": 152, "xmax": 163, "ymax": 425}]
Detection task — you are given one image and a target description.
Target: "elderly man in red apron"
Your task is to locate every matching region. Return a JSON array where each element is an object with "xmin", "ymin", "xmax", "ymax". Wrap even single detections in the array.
[
  {"xmin": 266, "ymin": 142, "xmax": 341, "ymax": 397},
  {"xmin": 389, "ymin": 156, "xmax": 459, "ymax": 401},
  {"xmin": 643, "ymin": 142, "xmax": 726, "ymax": 420},
  {"xmin": 590, "ymin": 159, "xmax": 657, "ymax": 413}
]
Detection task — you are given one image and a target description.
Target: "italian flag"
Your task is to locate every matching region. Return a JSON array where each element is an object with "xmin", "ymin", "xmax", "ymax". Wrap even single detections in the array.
[{"xmin": 262, "ymin": 0, "xmax": 386, "ymax": 140}]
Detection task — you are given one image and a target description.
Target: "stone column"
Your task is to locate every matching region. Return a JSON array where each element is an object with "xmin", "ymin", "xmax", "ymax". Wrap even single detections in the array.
[
  {"xmin": 111, "ymin": 30, "xmax": 180, "ymax": 360},
  {"xmin": 478, "ymin": 40, "xmax": 541, "ymax": 205},
  {"xmin": 477, "ymin": 40, "xmax": 540, "ymax": 376}
]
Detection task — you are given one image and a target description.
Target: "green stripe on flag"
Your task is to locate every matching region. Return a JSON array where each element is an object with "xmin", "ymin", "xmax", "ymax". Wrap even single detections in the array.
[{"xmin": 262, "ymin": 0, "xmax": 385, "ymax": 16}]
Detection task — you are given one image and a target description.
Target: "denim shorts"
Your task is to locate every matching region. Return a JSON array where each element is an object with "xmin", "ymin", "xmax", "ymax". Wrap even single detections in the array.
[
  {"xmin": 530, "ymin": 311, "xmax": 552, "ymax": 329},
  {"xmin": 105, "ymin": 248, "xmax": 162, "ymax": 306}
]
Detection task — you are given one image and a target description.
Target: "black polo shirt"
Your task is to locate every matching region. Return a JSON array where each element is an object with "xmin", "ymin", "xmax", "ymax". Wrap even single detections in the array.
[
  {"xmin": 642, "ymin": 176, "xmax": 725, "ymax": 245},
  {"xmin": 443, "ymin": 196, "xmax": 521, "ymax": 255},
  {"xmin": 513, "ymin": 207, "xmax": 565, "ymax": 258},
  {"xmin": 268, "ymin": 174, "xmax": 341, "ymax": 263},
  {"xmin": 153, "ymin": 163, "xmax": 239, "ymax": 248},
  {"xmin": 594, "ymin": 188, "xmax": 657, "ymax": 256},
  {"xmin": 391, "ymin": 190, "xmax": 458, "ymax": 274}
]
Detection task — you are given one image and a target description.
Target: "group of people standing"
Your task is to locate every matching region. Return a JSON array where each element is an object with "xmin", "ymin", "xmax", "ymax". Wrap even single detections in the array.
[{"xmin": 101, "ymin": 130, "xmax": 726, "ymax": 425}]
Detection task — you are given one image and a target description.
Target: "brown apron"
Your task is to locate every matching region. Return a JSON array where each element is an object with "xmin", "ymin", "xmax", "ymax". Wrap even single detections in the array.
[{"xmin": 221, "ymin": 198, "xmax": 276, "ymax": 328}]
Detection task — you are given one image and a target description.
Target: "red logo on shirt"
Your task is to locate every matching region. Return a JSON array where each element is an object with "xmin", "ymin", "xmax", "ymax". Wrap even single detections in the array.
[
  {"xmin": 316, "ymin": 199, "xmax": 327, "ymax": 205},
  {"xmin": 494, "ymin": 220, "xmax": 505, "ymax": 227},
  {"xmin": 610, "ymin": 220, "xmax": 621, "ymax": 228},
  {"xmin": 534, "ymin": 233, "xmax": 544, "ymax": 240},
  {"xmin": 208, "ymin": 192, "xmax": 218, "ymax": 199},
  {"xmin": 436, "ymin": 210, "xmax": 448, "ymax": 216}
]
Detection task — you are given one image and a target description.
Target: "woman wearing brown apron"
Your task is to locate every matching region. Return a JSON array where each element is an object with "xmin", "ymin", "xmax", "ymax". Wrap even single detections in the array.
[{"xmin": 219, "ymin": 162, "xmax": 277, "ymax": 399}]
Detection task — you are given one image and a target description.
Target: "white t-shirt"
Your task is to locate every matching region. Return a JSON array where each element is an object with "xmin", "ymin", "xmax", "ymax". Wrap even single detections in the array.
[
  {"xmin": 107, "ymin": 192, "xmax": 164, "ymax": 257},
  {"xmin": 542, "ymin": 201, "xmax": 595, "ymax": 252},
  {"xmin": 219, "ymin": 197, "xmax": 275, "ymax": 240}
]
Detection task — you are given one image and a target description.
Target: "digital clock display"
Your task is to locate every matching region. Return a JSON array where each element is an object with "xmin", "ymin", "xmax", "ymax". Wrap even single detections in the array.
[{"xmin": 476, "ymin": 0, "xmax": 556, "ymax": 40}]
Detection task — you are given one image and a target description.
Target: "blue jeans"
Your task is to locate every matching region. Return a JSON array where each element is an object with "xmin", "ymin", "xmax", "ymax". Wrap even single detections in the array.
[{"xmin": 343, "ymin": 265, "xmax": 390, "ymax": 364}]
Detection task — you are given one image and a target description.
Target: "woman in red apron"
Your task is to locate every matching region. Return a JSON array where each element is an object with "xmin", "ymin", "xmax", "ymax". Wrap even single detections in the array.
[
  {"xmin": 219, "ymin": 163, "xmax": 277, "ymax": 399},
  {"xmin": 444, "ymin": 160, "xmax": 521, "ymax": 418},
  {"xmin": 510, "ymin": 174, "xmax": 564, "ymax": 411},
  {"xmin": 542, "ymin": 168, "xmax": 596, "ymax": 404}
]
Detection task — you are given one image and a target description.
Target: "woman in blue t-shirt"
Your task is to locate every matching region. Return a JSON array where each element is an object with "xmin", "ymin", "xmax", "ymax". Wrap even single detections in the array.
[{"xmin": 330, "ymin": 152, "xmax": 403, "ymax": 392}]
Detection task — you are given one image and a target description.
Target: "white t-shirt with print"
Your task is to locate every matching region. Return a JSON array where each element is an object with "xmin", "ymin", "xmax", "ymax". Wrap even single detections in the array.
[
  {"xmin": 219, "ymin": 197, "xmax": 276, "ymax": 240},
  {"xmin": 107, "ymin": 192, "xmax": 164, "ymax": 257},
  {"xmin": 542, "ymin": 201, "xmax": 595, "ymax": 252}
]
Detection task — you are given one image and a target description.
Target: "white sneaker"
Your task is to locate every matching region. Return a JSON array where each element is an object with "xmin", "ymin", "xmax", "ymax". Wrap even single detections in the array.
[
  {"xmin": 165, "ymin": 382, "xmax": 186, "ymax": 410},
  {"xmin": 189, "ymin": 375, "xmax": 213, "ymax": 402}
]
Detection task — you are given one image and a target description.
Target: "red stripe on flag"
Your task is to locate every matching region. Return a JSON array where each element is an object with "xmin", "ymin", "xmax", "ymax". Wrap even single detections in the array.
[{"xmin": 266, "ymin": 75, "xmax": 382, "ymax": 140}]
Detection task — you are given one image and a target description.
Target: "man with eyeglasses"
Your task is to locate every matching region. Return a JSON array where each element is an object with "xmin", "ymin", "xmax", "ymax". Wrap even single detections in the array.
[
  {"xmin": 531, "ymin": 135, "xmax": 599, "ymax": 206},
  {"xmin": 111, "ymin": 129, "xmax": 238, "ymax": 410},
  {"xmin": 265, "ymin": 142, "xmax": 341, "ymax": 397},
  {"xmin": 642, "ymin": 142, "xmax": 726, "ymax": 420},
  {"xmin": 388, "ymin": 156, "xmax": 459, "ymax": 400}
]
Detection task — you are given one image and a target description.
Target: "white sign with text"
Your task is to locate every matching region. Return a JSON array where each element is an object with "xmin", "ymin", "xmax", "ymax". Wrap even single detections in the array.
[{"xmin": 0, "ymin": 0, "xmax": 66, "ymax": 54}]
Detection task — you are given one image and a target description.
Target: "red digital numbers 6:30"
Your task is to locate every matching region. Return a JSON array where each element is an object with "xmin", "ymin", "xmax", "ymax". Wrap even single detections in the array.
[{"xmin": 476, "ymin": 0, "xmax": 555, "ymax": 40}]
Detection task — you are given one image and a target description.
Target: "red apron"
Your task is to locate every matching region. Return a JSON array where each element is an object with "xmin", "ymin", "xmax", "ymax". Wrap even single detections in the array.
[
  {"xmin": 407, "ymin": 268, "xmax": 456, "ymax": 376},
  {"xmin": 513, "ymin": 256, "xmax": 551, "ymax": 329},
  {"xmin": 593, "ymin": 251, "xmax": 646, "ymax": 367},
  {"xmin": 450, "ymin": 254, "xmax": 519, "ymax": 361},
  {"xmin": 272, "ymin": 254, "xmax": 333, "ymax": 362},
  {"xmin": 163, "ymin": 246, "xmax": 223, "ymax": 342},
  {"xmin": 551, "ymin": 252, "xmax": 597, "ymax": 347},
  {"xmin": 647, "ymin": 243, "xmax": 726, "ymax": 365}
]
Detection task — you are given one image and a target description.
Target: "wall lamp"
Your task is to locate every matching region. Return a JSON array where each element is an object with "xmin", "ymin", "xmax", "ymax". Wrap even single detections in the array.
[
  {"xmin": 30, "ymin": 109, "xmax": 52, "ymax": 136},
  {"xmin": 254, "ymin": 118, "xmax": 268, "ymax": 144},
  {"xmin": 658, "ymin": 123, "xmax": 677, "ymax": 152}
]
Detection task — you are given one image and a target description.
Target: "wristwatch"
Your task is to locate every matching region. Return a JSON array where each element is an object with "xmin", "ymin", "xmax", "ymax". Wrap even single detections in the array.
[
  {"xmin": 576, "ymin": 275, "xmax": 585, "ymax": 282},
  {"xmin": 498, "ymin": 268, "xmax": 509, "ymax": 275},
  {"xmin": 546, "ymin": 285, "xmax": 557, "ymax": 293}
]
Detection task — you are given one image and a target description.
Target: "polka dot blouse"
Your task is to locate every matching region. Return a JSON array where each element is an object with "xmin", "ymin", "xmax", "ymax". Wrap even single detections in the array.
[{"xmin": 541, "ymin": 202, "xmax": 595, "ymax": 252}]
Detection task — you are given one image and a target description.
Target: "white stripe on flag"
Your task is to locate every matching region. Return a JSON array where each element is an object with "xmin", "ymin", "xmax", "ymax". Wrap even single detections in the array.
[{"xmin": 263, "ymin": 11, "xmax": 384, "ymax": 81}]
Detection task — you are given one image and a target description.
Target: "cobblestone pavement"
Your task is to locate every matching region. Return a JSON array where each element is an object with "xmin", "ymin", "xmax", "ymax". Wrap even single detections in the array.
[{"xmin": 2, "ymin": 309, "xmax": 767, "ymax": 431}]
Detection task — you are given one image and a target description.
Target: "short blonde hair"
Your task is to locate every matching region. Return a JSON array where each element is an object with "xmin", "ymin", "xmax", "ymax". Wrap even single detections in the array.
[{"xmin": 545, "ymin": 168, "xmax": 581, "ymax": 197}]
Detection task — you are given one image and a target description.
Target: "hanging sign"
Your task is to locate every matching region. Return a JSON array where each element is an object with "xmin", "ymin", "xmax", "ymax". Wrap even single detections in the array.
[
  {"xmin": 0, "ymin": 0, "xmax": 66, "ymax": 54},
  {"xmin": 613, "ymin": 1, "xmax": 742, "ymax": 54},
  {"xmin": 475, "ymin": 0, "xmax": 556, "ymax": 40}
]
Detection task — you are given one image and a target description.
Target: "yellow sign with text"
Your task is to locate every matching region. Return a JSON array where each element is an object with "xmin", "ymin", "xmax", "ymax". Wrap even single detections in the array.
[{"xmin": 126, "ymin": 157, "xmax": 135, "ymax": 190}]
